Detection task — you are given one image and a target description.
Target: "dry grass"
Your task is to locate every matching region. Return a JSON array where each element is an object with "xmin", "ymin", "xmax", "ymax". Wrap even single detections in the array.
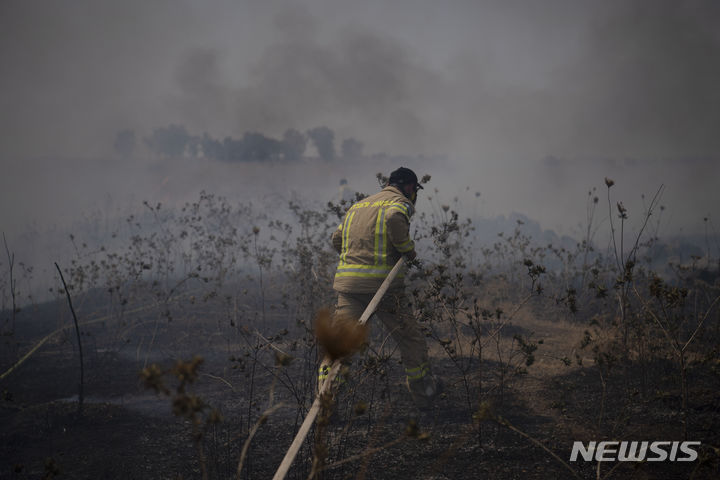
[{"xmin": 425, "ymin": 302, "xmax": 589, "ymax": 377}]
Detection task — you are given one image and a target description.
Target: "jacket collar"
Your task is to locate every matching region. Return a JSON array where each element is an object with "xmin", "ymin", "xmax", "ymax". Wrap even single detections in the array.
[{"xmin": 384, "ymin": 185, "xmax": 405, "ymax": 197}]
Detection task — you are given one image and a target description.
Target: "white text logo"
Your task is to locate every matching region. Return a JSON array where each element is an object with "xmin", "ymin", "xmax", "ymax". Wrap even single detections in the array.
[{"xmin": 570, "ymin": 441, "xmax": 700, "ymax": 462}]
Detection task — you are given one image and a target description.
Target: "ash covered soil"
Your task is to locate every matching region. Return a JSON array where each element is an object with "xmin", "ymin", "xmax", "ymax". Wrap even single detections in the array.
[{"xmin": 1, "ymin": 295, "xmax": 719, "ymax": 480}]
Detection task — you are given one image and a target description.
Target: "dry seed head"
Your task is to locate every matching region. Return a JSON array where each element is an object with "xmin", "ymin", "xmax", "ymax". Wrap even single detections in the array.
[
  {"xmin": 208, "ymin": 409, "xmax": 223, "ymax": 424},
  {"xmin": 617, "ymin": 202, "xmax": 628, "ymax": 219},
  {"xmin": 140, "ymin": 364, "xmax": 170, "ymax": 395},
  {"xmin": 314, "ymin": 308, "xmax": 368, "ymax": 361}
]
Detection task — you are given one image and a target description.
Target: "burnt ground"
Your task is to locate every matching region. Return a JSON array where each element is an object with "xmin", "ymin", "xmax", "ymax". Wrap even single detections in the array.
[{"xmin": 1, "ymin": 293, "xmax": 719, "ymax": 480}]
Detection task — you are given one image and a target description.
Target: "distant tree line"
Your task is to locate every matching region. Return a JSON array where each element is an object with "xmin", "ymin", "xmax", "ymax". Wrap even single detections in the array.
[{"xmin": 113, "ymin": 124, "xmax": 365, "ymax": 163}]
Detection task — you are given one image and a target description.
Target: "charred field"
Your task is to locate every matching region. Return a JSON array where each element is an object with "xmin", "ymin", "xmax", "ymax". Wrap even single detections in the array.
[{"xmin": 1, "ymin": 188, "xmax": 720, "ymax": 479}]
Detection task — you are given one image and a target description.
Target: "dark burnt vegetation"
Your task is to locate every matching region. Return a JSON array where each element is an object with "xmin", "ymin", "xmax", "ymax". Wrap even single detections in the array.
[{"xmin": 1, "ymin": 179, "xmax": 719, "ymax": 479}]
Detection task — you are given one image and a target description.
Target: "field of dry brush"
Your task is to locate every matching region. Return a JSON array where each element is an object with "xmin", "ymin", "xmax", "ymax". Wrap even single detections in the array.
[{"xmin": 2, "ymin": 185, "xmax": 719, "ymax": 479}]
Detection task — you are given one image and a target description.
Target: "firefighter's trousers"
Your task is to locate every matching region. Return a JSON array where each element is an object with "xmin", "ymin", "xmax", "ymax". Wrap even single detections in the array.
[{"xmin": 318, "ymin": 291, "xmax": 436, "ymax": 408}]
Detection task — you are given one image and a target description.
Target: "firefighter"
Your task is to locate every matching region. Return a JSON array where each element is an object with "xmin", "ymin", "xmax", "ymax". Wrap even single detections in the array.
[{"xmin": 322, "ymin": 167, "xmax": 441, "ymax": 410}]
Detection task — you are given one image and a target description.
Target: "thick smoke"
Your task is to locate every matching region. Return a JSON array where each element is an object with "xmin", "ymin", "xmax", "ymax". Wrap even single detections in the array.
[
  {"xmin": 2, "ymin": 0, "xmax": 719, "ymax": 160},
  {"xmin": 553, "ymin": 0, "xmax": 720, "ymax": 157},
  {"xmin": 1, "ymin": 0, "xmax": 719, "ymax": 242},
  {"xmin": 171, "ymin": 6, "xmax": 444, "ymax": 155}
]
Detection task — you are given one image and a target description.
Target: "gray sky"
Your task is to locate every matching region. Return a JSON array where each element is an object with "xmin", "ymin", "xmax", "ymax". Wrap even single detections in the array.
[{"xmin": 1, "ymin": 0, "xmax": 719, "ymax": 242}]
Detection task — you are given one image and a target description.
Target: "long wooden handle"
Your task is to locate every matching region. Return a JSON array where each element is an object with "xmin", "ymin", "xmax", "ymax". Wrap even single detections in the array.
[
  {"xmin": 272, "ymin": 258, "xmax": 406, "ymax": 480},
  {"xmin": 270, "ymin": 357, "xmax": 339, "ymax": 480}
]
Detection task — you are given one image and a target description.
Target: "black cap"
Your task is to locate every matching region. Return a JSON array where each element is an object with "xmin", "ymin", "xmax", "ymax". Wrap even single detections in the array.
[{"xmin": 388, "ymin": 167, "xmax": 423, "ymax": 189}]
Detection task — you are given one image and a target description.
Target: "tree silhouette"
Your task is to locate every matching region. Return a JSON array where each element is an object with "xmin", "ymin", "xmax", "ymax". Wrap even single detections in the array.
[
  {"xmin": 241, "ymin": 132, "xmax": 283, "ymax": 162},
  {"xmin": 282, "ymin": 128, "xmax": 307, "ymax": 161},
  {"xmin": 144, "ymin": 124, "xmax": 191, "ymax": 157},
  {"xmin": 201, "ymin": 132, "xmax": 226, "ymax": 161},
  {"xmin": 307, "ymin": 126, "xmax": 336, "ymax": 162}
]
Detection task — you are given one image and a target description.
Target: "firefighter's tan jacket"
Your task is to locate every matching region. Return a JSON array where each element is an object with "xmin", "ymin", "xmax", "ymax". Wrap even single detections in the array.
[{"xmin": 331, "ymin": 186, "xmax": 415, "ymax": 293}]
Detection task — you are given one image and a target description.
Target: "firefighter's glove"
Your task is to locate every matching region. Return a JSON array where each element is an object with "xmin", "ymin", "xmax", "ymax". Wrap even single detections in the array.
[{"xmin": 404, "ymin": 250, "xmax": 423, "ymax": 269}]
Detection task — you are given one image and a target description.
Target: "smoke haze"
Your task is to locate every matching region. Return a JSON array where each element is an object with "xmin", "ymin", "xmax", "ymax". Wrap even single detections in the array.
[{"xmin": 2, "ymin": 0, "xmax": 719, "ymax": 243}]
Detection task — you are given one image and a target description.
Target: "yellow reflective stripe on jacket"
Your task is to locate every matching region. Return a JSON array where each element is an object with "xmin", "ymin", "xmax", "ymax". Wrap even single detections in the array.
[
  {"xmin": 340, "ymin": 211, "xmax": 356, "ymax": 263},
  {"xmin": 394, "ymin": 237, "xmax": 414, "ymax": 253},
  {"xmin": 348, "ymin": 199, "xmax": 410, "ymax": 216},
  {"xmin": 374, "ymin": 207, "xmax": 387, "ymax": 266},
  {"xmin": 336, "ymin": 271, "xmax": 398, "ymax": 278},
  {"xmin": 336, "ymin": 263, "xmax": 404, "ymax": 278},
  {"xmin": 405, "ymin": 362, "xmax": 429, "ymax": 381},
  {"xmin": 388, "ymin": 202, "xmax": 411, "ymax": 219}
]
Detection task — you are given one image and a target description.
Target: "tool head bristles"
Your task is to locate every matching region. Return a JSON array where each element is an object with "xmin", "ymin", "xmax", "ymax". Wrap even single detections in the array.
[{"xmin": 314, "ymin": 308, "xmax": 369, "ymax": 361}]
